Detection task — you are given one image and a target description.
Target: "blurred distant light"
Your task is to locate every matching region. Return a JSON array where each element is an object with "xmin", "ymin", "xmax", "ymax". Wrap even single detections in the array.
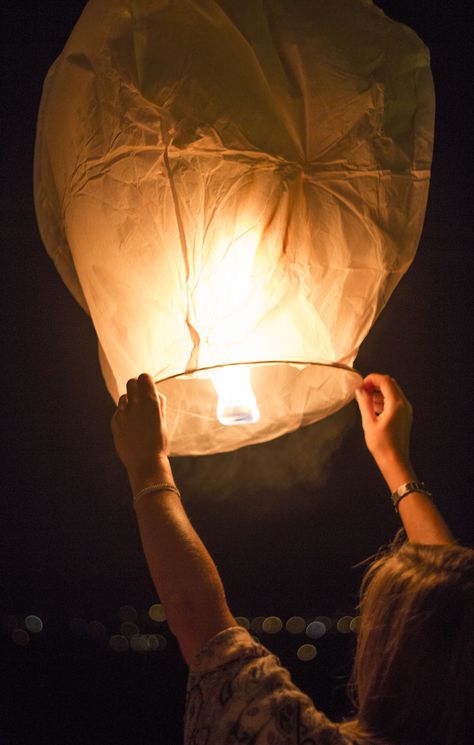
[
  {"xmin": 130, "ymin": 635, "xmax": 150, "ymax": 653},
  {"xmin": 87, "ymin": 621, "xmax": 107, "ymax": 640},
  {"xmin": 262, "ymin": 616, "xmax": 283, "ymax": 634},
  {"xmin": 109, "ymin": 635, "xmax": 129, "ymax": 652},
  {"xmin": 285, "ymin": 616, "xmax": 306, "ymax": 634},
  {"xmin": 250, "ymin": 616, "xmax": 265, "ymax": 634},
  {"xmin": 70, "ymin": 617, "xmax": 87, "ymax": 636},
  {"xmin": 147, "ymin": 634, "xmax": 160, "ymax": 651},
  {"xmin": 120, "ymin": 621, "xmax": 140, "ymax": 638},
  {"xmin": 118, "ymin": 605, "xmax": 138, "ymax": 622},
  {"xmin": 350, "ymin": 616, "xmax": 361, "ymax": 633},
  {"xmin": 25, "ymin": 615, "xmax": 43, "ymax": 634},
  {"xmin": 234, "ymin": 616, "xmax": 250, "ymax": 630},
  {"xmin": 12, "ymin": 629, "xmax": 30, "ymax": 647},
  {"xmin": 336, "ymin": 616, "xmax": 353, "ymax": 634},
  {"xmin": 148, "ymin": 634, "xmax": 167, "ymax": 651},
  {"xmin": 306, "ymin": 620, "xmax": 326, "ymax": 639},
  {"xmin": 148, "ymin": 603, "xmax": 166, "ymax": 623},
  {"xmin": 297, "ymin": 644, "xmax": 317, "ymax": 661}
]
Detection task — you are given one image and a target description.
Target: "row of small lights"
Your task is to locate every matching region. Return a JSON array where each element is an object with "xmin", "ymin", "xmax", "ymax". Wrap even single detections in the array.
[{"xmin": 2, "ymin": 606, "xmax": 361, "ymax": 662}]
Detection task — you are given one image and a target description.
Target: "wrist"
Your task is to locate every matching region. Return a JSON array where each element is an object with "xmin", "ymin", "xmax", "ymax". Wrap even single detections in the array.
[
  {"xmin": 373, "ymin": 453, "xmax": 417, "ymax": 493},
  {"xmin": 127, "ymin": 454, "xmax": 175, "ymax": 495}
]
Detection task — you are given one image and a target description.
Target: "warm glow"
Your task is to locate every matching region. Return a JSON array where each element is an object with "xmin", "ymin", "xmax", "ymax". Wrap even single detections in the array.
[
  {"xmin": 297, "ymin": 644, "xmax": 317, "ymax": 662},
  {"xmin": 209, "ymin": 365, "xmax": 259, "ymax": 426},
  {"xmin": 34, "ymin": 0, "xmax": 434, "ymax": 455},
  {"xmin": 286, "ymin": 616, "xmax": 306, "ymax": 634},
  {"xmin": 262, "ymin": 616, "xmax": 283, "ymax": 634},
  {"xmin": 148, "ymin": 603, "xmax": 166, "ymax": 623}
]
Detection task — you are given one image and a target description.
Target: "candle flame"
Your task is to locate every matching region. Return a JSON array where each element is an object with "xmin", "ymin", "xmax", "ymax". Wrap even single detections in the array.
[{"xmin": 210, "ymin": 365, "xmax": 260, "ymax": 425}]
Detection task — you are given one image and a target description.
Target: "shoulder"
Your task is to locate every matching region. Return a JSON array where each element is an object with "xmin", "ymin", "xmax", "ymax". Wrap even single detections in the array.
[{"xmin": 185, "ymin": 626, "xmax": 353, "ymax": 745}]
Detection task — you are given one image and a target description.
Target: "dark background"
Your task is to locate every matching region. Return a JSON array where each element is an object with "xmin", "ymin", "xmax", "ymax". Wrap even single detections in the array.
[{"xmin": 1, "ymin": 1, "xmax": 473, "ymax": 743}]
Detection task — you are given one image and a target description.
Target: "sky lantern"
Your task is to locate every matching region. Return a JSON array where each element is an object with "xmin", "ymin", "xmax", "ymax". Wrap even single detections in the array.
[{"xmin": 34, "ymin": 0, "xmax": 434, "ymax": 456}]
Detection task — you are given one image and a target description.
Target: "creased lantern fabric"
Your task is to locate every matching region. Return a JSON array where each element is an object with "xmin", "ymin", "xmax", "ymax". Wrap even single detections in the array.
[{"xmin": 34, "ymin": 0, "xmax": 434, "ymax": 455}]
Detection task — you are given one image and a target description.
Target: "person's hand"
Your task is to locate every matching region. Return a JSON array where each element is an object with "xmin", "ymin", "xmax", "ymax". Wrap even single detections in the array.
[
  {"xmin": 111, "ymin": 373, "xmax": 169, "ymax": 481},
  {"xmin": 355, "ymin": 373, "xmax": 413, "ymax": 471}
]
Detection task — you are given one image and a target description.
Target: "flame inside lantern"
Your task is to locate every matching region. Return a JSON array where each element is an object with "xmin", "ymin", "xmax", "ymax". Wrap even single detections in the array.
[{"xmin": 209, "ymin": 365, "xmax": 260, "ymax": 426}]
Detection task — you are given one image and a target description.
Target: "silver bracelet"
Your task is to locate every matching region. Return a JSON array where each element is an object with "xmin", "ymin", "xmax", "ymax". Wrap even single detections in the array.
[
  {"xmin": 391, "ymin": 481, "xmax": 432, "ymax": 513},
  {"xmin": 133, "ymin": 483, "xmax": 181, "ymax": 509}
]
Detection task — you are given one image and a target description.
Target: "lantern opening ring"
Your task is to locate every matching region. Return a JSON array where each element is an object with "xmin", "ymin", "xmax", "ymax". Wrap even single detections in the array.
[{"xmin": 154, "ymin": 360, "xmax": 362, "ymax": 384}]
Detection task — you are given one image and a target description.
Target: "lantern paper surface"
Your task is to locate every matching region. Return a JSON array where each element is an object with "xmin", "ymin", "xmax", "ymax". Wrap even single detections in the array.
[{"xmin": 34, "ymin": 0, "xmax": 434, "ymax": 455}]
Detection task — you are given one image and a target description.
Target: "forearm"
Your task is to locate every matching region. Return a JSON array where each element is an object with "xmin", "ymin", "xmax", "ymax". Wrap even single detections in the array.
[
  {"xmin": 129, "ymin": 458, "xmax": 235, "ymax": 664},
  {"xmin": 376, "ymin": 456, "xmax": 455, "ymax": 545}
]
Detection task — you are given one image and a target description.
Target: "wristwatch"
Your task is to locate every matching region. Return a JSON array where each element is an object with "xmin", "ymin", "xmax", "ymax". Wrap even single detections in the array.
[{"xmin": 391, "ymin": 481, "xmax": 432, "ymax": 513}]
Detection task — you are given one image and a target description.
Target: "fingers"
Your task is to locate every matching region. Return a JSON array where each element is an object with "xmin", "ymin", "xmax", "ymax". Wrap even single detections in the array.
[
  {"xmin": 371, "ymin": 389, "xmax": 384, "ymax": 415},
  {"xmin": 356, "ymin": 372, "xmax": 413, "ymax": 422},
  {"xmin": 355, "ymin": 373, "xmax": 399, "ymax": 423},
  {"xmin": 126, "ymin": 378, "xmax": 139, "ymax": 403},
  {"xmin": 360, "ymin": 373, "xmax": 402, "ymax": 413},
  {"xmin": 118, "ymin": 394, "xmax": 128, "ymax": 411},
  {"xmin": 137, "ymin": 373, "xmax": 158, "ymax": 400},
  {"xmin": 355, "ymin": 386, "xmax": 377, "ymax": 426},
  {"xmin": 362, "ymin": 373, "xmax": 396, "ymax": 393},
  {"xmin": 124, "ymin": 374, "xmax": 158, "ymax": 404}
]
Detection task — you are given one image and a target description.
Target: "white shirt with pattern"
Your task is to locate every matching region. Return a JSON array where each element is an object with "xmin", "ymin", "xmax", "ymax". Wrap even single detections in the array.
[{"xmin": 185, "ymin": 626, "xmax": 353, "ymax": 745}]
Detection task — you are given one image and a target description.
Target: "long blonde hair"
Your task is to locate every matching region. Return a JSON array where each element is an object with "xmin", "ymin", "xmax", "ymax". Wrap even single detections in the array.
[{"xmin": 341, "ymin": 537, "xmax": 474, "ymax": 745}]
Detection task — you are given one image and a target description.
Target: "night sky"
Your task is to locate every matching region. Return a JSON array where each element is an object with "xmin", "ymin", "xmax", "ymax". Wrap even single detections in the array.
[{"xmin": 1, "ymin": 2, "xmax": 473, "ymax": 743}]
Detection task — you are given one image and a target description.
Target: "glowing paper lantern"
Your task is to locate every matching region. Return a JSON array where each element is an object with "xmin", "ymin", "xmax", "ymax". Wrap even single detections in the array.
[{"xmin": 34, "ymin": 0, "xmax": 434, "ymax": 455}]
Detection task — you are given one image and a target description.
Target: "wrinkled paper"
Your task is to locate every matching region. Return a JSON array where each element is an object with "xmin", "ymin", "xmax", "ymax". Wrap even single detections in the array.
[{"xmin": 35, "ymin": 0, "xmax": 434, "ymax": 454}]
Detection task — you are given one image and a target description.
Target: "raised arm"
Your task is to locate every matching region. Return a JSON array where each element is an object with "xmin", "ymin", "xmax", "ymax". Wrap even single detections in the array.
[
  {"xmin": 111, "ymin": 374, "xmax": 236, "ymax": 666},
  {"xmin": 355, "ymin": 373, "xmax": 455, "ymax": 545}
]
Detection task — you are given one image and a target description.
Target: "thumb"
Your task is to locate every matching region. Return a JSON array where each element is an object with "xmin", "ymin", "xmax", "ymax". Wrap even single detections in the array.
[
  {"xmin": 157, "ymin": 392, "xmax": 167, "ymax": 421},
  {"xmin": 355, "ymin": 387, "xmax": 377, "ymax": 428}
]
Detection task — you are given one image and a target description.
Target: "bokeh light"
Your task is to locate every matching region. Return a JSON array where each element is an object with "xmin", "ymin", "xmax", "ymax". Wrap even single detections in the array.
[
  {"xmin": 305, "ymin": 620, "xmax": 326, "ymax": 639},
  {"xmin": 297, "ymin": 644, "xmax": 317, "ymax": 661},
  {"xmin": 130, "ymin": 635, "xmax": 150, "ymax": 653},
  {"xmin": 148, "ymin": 603, "xmax": 166, "ymax": 623},
  {"xmin": 109, "ymin": 635, "xmax": 129, "ymax": 652},
  {"xmin": 118, "ymin": 605, "xmax": 138, "ymax": 623},
  {"xmin": 234, "ymin": 616, "xmax": 250, "ymax": 630},
  {"xmin": 12, "ymin": 629, "xmax": 30, "ymax": 647},
  {"xmin": 25, "ymin": 615, "xmax": 43, "ymax": 634},
  {"xmin": 262, "ymin": 616, "xmax": 283, "ymax": 634},
  {"xmin": 148, "ymin": 634, "xmax": 167, "ymax": 651},
  {"xmin": 350, "ymin": 616, "xmax": 361, "ymax": 633},
  {"xmin": 147, "ymin": 634, "xmax": 160, "ymax": 651},
  {"xmin": 336, "ymin": 616, "xmax": 353, "ymax": 634},
  {"xmin": 250, "ymin": 616, "xmax": 265, "ymax": 634},
  {"xmin": 120, "ymin": 621, "xmax": 139, "ymax": 638},
  {"xmin": 285, "ymin": 616, "xmax": 306, "ymax": 634}
]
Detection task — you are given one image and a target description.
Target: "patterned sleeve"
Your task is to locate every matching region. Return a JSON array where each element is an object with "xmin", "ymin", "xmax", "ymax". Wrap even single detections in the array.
[{"xmin": 184, "ymin": 626, "xmax": 350, "ymax": 745}]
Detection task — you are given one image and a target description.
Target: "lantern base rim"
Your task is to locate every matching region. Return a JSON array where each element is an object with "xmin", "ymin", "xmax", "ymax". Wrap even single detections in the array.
[{"xmin": 155, "ymin": 359, "xmax": 360, "ymax": 384}]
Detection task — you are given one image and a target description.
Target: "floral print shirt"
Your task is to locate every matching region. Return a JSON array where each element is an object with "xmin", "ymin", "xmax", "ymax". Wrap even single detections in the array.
[{"xmin": 185, "ymin": 626, "xmax": 353, "ymax": 745}]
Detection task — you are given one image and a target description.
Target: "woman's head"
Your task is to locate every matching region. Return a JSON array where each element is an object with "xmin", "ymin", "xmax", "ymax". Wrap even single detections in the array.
[{"xmin": 348, "ymin": 539, "xmax": 474, "ymax": 745}]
